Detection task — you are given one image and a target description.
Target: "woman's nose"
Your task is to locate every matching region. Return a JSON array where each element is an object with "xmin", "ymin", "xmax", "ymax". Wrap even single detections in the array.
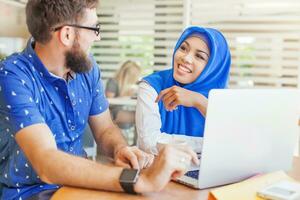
[{"xmin": 183, "ymin": 53, "xmax": 193, "ymax": 64}]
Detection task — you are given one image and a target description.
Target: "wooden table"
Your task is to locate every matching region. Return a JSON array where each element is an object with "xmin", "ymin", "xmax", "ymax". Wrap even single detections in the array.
[{"xmin": 51, "ymin": 157, "xmax": 300, "ymax": 200}]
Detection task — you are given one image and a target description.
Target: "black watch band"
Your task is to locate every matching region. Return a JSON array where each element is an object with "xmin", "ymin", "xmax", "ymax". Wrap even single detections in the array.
[
  {"xmin": 119, "ymin": 168, "xmax": 140, "ymax": 194},
  {"xmin": 119, "ymin": 180, "xmax": 137, "ymax": 194}
]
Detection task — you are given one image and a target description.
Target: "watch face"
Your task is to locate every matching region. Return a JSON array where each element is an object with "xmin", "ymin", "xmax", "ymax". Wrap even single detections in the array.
[{"xmin": 120, "ymin": 168, "xmax": 139, "ymax": 183}]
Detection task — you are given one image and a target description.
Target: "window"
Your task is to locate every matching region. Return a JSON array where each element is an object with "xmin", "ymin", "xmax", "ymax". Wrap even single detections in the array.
[
  {"xmin": 91, "ymin": 0, "xmax": 155, "ymax": 79},
  {"xmin": 190, "ymin": 0, "xmax": 300, "ymax": 88},
  {"xmin": 94, "ymin": 0, "xmax": 300, "ymax": 88}
]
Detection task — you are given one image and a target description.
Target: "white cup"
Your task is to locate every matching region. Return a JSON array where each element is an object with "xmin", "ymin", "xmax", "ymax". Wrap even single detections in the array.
[
  {"xmin": 157, "ymin": 137, "xmax": 188, "ymax": 151},
  {"xmin": 170, "ymin": 138, "xmax": 188, "ymax": 147}
]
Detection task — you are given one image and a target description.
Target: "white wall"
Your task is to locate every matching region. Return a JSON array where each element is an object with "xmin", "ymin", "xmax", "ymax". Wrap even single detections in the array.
[
  {"xmin": 297, "ymin": 124, "xmax": 300, "ymax": 156},
  {"xmin": 0, "ymin": 2, "xmax": 29, "ymax": 38}
]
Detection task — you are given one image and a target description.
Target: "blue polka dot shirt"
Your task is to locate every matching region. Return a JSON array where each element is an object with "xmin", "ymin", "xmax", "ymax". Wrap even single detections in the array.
[{"xmin": 0, "ymin": 38, "xmax": 109, "ymax": 200}]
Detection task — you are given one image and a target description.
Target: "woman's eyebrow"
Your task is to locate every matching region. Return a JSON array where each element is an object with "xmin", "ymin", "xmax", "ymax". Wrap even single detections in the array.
[
  {"xmin": 183, "ymin": 40, "xmax": 209, "ymax": 58},
  {"xmin": 182, "ymin": 41, "xmax": 189, "ymax": 46}
]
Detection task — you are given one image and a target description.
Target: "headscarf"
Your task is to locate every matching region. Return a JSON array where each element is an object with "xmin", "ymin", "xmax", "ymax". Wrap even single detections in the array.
[{"xmin": 143, "ymin": 26, "xmax": 231, "ymax": 137}]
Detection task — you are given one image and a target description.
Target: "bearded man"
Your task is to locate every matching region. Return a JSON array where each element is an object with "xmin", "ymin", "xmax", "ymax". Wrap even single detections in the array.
[{"xmin": 0, "ymin": 1, "xmax": 198, "ymax": 199}]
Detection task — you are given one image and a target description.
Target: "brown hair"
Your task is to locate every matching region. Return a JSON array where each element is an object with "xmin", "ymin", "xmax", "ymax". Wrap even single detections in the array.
[{"xmin": 26, "ymin": 0, "xmax": 99, "ymax": 44}]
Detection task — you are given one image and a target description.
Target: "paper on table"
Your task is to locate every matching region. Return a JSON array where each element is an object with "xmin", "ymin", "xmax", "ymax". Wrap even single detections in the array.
[{"xmin": 208, "ymin": 171, "xmax": 295, "ymax": 200}]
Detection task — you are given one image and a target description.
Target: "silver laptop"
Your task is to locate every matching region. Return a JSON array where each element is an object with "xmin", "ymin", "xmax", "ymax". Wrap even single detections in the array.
[{"xmin": 176, "ymin": 89, "xmax": 300, "ymax": 189}]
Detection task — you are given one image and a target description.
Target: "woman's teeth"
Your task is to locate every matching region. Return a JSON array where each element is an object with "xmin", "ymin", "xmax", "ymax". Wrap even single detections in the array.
[{"xmin": 178, "ymin": 64, "xmax": 192, "ymax": 73}]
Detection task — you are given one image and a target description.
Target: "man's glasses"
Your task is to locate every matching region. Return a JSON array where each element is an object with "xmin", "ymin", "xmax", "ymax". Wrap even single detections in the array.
[{"xmin": 54, "ymin": 22, "xmax": 101, "ymax": 36}]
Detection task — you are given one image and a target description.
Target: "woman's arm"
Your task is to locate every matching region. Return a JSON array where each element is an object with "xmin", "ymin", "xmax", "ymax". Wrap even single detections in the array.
[
  {"xmin": 136, "ymin": 82, "xmax": 162, "ymax": 155},
  {"xmin": 156, "ymin": 85, "xmax": 208, "ymax": 117},
  {"xmin": 191, "ymin": 92, "xmax": 208, "ymax": 117}
]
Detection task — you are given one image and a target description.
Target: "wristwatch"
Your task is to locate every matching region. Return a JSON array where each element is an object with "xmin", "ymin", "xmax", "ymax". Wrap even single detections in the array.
[{"xmin": 119, "ymin": 168, "xmax": 140, "ymax": 194}]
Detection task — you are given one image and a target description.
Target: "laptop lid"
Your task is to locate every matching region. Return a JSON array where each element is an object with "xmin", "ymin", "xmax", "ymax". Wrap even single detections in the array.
[{"xmin": 198, "ymin": 89, "xmax": 299, "ymax": 189}]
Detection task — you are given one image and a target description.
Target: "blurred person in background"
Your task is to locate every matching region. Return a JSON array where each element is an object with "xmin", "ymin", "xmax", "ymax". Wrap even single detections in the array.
[{"xmin": 105, "ymin": 60, "xmax": 141, "ymax": 128}]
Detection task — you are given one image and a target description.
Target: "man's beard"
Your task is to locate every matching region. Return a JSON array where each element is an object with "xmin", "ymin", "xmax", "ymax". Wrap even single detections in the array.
[{"xmin": 65, "ymin": 39, "xmax": 92, "ymax": 73}]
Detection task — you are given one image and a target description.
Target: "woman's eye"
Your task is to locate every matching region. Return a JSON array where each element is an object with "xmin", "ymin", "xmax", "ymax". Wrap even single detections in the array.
[
  {"xmin": 196, "ymin": 53, "xmax": 205, "ymax": 60},
  {"xmin": 180, "ymin": 45, "xmax": 187, "ymax": 51}
]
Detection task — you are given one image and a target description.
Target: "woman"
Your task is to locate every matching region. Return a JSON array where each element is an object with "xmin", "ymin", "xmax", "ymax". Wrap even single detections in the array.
[
  {"xmin": 105, "ymin": 60, "xmax": 141, "ymax": 122},
  {"xmin": 105, "ymin": 60, "xmax": 141, "ymax": 98},
  {"xmin": 136, "ymin": 26, "xmax": 231, "ymax": 154},
  {"xmin": 105, "ymin": 61, "xmax": 141, "ymax": 145}
]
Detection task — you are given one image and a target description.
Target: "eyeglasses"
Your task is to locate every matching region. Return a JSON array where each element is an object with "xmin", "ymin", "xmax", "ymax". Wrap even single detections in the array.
[{"xmin": 54, "ymin": 22, "xmax": 101, "ymax": 36}]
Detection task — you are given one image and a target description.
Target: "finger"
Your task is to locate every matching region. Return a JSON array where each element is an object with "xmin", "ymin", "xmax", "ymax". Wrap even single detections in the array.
[
  {"xmin": 161, "ymin": 89, "xmax": 175, "ymax": 102},
  {"xmin": 187, "ymin": 149, "xmax": 199, "ymax": 165},
  {"xmin": 144, "ymin": 154, "xmax": 155, "ymax": 168},
  {"xmin": 132, "ymin": 148, "xmax": 153, "ymax": 169},
  {"xmin": 171, "ymin": 171, "xmax": 183, "ymax": 179},
  {"xmin": 155, "ymin": 88, "xmax": 172, "ymax": 102},
  {"xmin": 169, "ymin": 99, "xmax": 180, "ymax": 111},
  {"xmin": 144, "ymin": 154, "xmax": 154, "ymax": 168},
  {"xmin": 115, "ymin": 159, "xmax": 131, "ymax": 169},
  {"xmin": 159, "ymin": 146, "xmax": 190, "ymax": 181},
  {"xmin": 171, "ymin": 156, "xmax": 190, "ymax": 179},
  {"xmin": 132, "ymin": 149, "xmax": 147, "ymax": 169},
  {"xmin": 124, "ymin": 150, "xmax": 140, "ymax": 170},
  {"xmin": 171, "ymin": 167, "xmax": 189, "ymax": 179},
  {"xmin": 162, "ymin": 92, "xmax": 175, "ymax": 108},
  {"xmin": 163, "ymin": 94, "xmax": 178, "ymax": 110},
  {"xmin": 179, "ymin": 146, "xmax": 199, "ymax": 165}
]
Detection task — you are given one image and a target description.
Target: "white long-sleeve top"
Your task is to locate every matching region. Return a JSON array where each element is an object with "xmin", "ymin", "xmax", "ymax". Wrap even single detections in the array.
[{"xmin": 136, "ymin": 81, "xmax": 203, "ymax": 155}]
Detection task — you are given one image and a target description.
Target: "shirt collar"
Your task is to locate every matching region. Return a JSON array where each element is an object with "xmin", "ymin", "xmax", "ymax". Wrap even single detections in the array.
[{"xmin": 23, "ymin": 38, "xmax": 76, "ymax": 83}]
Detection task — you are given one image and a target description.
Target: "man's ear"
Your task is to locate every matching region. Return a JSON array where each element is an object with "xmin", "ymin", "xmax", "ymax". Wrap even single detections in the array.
[{"xmin": 58, "ymin": 26, "xmax": 75, "ymax": 47}]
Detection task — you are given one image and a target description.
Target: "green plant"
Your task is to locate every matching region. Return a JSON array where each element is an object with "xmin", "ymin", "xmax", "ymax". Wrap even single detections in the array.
[{"xmin": 0, "ymin": 52, "xmax": 6, "ymax": 60}]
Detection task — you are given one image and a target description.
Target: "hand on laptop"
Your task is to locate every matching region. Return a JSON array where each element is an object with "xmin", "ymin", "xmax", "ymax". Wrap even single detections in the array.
[{"xmin": 134, "ymin": 145, "xmax": 199, "ymax": 193}]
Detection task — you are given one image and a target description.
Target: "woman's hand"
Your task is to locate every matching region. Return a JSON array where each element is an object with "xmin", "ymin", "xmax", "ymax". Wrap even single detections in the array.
[{"xmin": 155, "ymin": 86, "xmax": 207, "ymax": 115}]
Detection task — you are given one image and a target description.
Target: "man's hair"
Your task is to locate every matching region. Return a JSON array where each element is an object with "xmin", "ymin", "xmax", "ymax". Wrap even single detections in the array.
[{"xmin": 26, "ymin": 0, "xmax": 99, "ymax": 44}]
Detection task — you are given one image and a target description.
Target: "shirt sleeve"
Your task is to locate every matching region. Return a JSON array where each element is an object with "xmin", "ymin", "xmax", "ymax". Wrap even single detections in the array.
[
  {"xmin": 0, "ymin": 63, "xmax": 45, "ymax": 134},
  {"xmin": 88, "ymin": 57, "xmax": 109, "ymax": 116},
  {"xmin": 136, "ymin": 81, "xmax": 162, "ymax": 155}
]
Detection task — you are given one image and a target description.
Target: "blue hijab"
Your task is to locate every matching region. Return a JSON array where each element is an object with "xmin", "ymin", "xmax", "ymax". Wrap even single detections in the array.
[{"xmin": 143, "ymin": 26, "xmax": 231, "ymax": 137}]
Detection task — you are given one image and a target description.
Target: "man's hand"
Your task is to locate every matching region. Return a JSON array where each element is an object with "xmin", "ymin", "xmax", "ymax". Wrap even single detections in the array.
[
  {"xmin": 134, "ymin": 145, "xmax": 199, "ymax": 193},
  {"xmin": 114, "ymin": 146, "xmax": 154, "ymax": 170}
]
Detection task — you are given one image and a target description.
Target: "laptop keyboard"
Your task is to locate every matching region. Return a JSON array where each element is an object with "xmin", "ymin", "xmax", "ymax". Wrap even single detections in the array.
[
  {"xmin": 184, "ymin": 152, "xmax": 201, "ymax": 179},
  {"xmin": 185, "ymin": 170, "xmax": 199, "ymax": 179}
]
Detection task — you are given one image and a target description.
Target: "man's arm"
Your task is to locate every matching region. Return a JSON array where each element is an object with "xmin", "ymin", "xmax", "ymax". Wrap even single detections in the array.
[
  {"xmin": 16, "ymin": 123, "xmax": 199, "ymax": 193},
  {"xmin": 15, "ymin": 123, "xmax": 125, "ymax": 192},
  {"xmin": 88, "ymin": 109, "xmax": 127, "ymax": 158},
  {"xmin": 89, "ymin": 109, "xmax": 154, "ymax": 169}
]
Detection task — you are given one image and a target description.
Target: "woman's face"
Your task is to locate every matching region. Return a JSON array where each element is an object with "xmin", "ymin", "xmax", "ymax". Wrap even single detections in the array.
[{"xmin": 173, "ymin": 36, "xmax": 210, "ymax": 84}]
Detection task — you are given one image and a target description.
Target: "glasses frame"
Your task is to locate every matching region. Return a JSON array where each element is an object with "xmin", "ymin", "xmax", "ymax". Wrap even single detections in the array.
[{"xmin": 54, "ymin": 22, "xmax": 101, "ymax": 36}]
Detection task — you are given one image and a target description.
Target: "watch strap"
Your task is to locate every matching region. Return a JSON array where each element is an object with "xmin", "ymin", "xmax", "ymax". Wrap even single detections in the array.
[
  {"xmin": 119, "ymin": 180, "xmax": 137, "ymax": 194},
  {"xmin": 119, "ymin": 168, "xmax": 139, "ymax": 194}
]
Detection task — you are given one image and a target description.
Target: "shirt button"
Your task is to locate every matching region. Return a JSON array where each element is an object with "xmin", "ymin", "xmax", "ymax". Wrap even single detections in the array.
[
  {"xmin": 70, "ymin": 126, "xmax": 75, "ymax": 131},
  {"xmin": 71, "ymin": 100, "xmax": 76, "ymax": 106}
]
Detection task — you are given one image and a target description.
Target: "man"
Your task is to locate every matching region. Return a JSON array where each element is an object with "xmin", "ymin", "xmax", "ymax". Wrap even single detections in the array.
[{"xmin": 0, "ymin": 0, "xmax": 198, "ymax": 199}]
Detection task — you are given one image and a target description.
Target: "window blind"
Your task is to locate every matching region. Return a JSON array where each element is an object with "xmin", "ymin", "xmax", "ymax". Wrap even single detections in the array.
[
  {"xmin": 190, "ymin": 0, "xmax": 300, "ymax": 88},
  {"xmin": 92, "ymin": 0, "xmax": 155, "ymax": 80}
]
